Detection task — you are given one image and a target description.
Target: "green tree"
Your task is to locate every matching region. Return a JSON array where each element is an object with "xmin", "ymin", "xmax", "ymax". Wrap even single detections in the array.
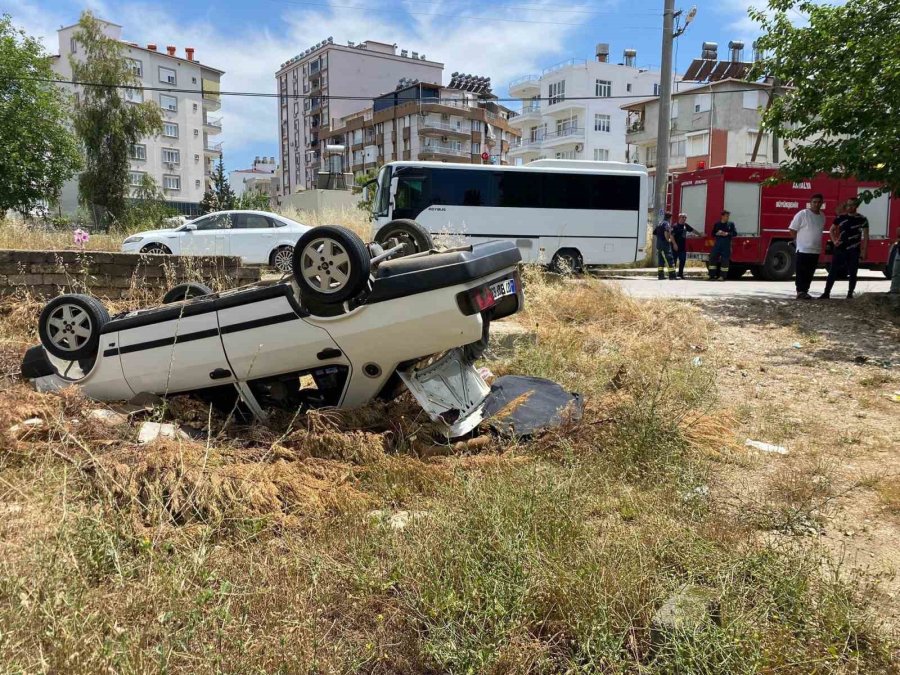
[
  {"xmin": 751, "ymin": 0, "xmax": 900, "ymax": 195},
  {"xmin": 235, "ymin": 189, "xmax": 272, "ymax": 210},
  {"xmin": 355, "ymin": 167, "xmax": 378, "ymax": 212},
  {"xmin": 70, "ymin": 11, "xmax": 162, "ymax": 227},
  {"xmin": 121, "ymin": 174, "xmax": 176, "ymax": 230},
  {"xmin": 200, "ymin": 156, "xmax": 236, "ymax": 213},
  {"xmin": 0, "ymin": 15, "xmax": 81, "ymax": 214}
]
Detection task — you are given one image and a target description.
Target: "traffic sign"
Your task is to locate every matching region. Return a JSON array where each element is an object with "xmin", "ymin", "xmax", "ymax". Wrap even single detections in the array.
[{"xmin": 481, "ymin": 152, "xmax": 489, "ymax": 161}]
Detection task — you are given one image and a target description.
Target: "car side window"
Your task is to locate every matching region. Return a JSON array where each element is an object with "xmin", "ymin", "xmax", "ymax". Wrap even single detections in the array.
[
  {"xmin": 239, "ymin": 214, "xmax": 272, "ymax": 229},
  {"xmin": 195, "ymin": 214, "xmax": 231, "ymax": 230},
  {"xmin": 268, "ymin": 216, "xmax": 286, "ymax": 228}
]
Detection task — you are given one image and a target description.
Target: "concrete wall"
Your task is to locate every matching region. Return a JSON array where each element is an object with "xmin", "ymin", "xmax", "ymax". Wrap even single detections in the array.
[
  {"xmin": 280, "ymin": 190, "xmax": 363, "ymax": 220},
  {"xmin": 0, "ymin": 250, "xmax": 259, "ymax": 299}
]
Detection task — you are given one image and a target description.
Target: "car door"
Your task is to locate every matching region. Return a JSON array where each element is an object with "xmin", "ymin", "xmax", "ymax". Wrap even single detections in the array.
[
  {"xmin": 116, "ymin": 299, "xmax": 235, "ymax": 395},
  {"xmin": 183, "ymin": 213, "xmax": 232, "ymax": 256},
  {"xmin": 229, "ymin": 213, "xmax": 276, "ymax": 263}
]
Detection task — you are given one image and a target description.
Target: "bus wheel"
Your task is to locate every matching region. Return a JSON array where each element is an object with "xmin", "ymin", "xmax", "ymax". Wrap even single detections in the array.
[
  {"xmin": 761, "ymin": 241, "xmax": 795, "ymax": 281},
  {"xmin": 550, "ymin": 249, "xmax": 583, "ymax": 275},
  {"xmin": 374, "ymin": 219, "xmax": 434, "ymax": 257}
]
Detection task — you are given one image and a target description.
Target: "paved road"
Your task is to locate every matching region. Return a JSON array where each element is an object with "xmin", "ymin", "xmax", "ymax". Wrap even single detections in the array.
[{"xmin": 605, "ymin": 270, "xmax": 892, "ymax": 300}]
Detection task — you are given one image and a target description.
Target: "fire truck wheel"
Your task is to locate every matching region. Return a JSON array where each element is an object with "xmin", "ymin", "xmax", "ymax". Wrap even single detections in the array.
[{"xmin": 762, "ymin": 241, "xmax": 795, "ymax": 281}]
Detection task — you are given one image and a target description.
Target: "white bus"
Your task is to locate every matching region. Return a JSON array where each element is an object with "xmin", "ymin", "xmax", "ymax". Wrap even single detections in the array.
[{"xmin": 370, "ymin": 159, "xmax": 648, "ymax": 269}]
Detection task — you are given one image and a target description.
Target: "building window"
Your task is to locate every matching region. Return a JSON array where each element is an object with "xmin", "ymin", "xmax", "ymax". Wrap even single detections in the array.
[
  {"xmin": 162, "ymin": 148, "xmax": 180, "ymax": 164},
  {"xmin": 670, "ymin": 136, "xmax": 686, "ymax": 158},
  {"xmin": 471, "ymin": 119, "xmax": 480, "ymax": 131},
  {"xmin": 694, "ymin": 93, "xmax": 711, "ymax": 113},
  {"xmin": 129, "ymin": 144, "xmax": 146, "ymax": 160},
  {"xmin": 124, "ymin": 88, "xmax": 143, "ymax": 104},
  {"xmin": 671, "ymin": 99, "xmax": 679, "ymax": 118},
  {"xmin": 163, "ymin": 122, "xmax": 178, "ymax": 137},
  {"xmin": 626, "ymin": 83, "xmax": 632, "ymax": 93},
  {"xmin": 556, "ymin": 115, "xmax": 577, "ymax": 135},
  {"xmin": 159, "ymin": 66, "xmax": 177, "ymax": 85},
  {"xmin": 595, "ymin": 79, "xmax": 612, "ymax": 98},
  {"xmin": 743, "ymin": 90, "xmax": 761, "ymax": 110},
  {"xmin": 473, "ymin": 142, "xmax": 481, "ymax": 154},
  {"xmin": 70, "ymin": 37, "xmax": 77, "ymax": 54},
  {"xmin": 646, "ymin": 145, "xmax": 657, "ymax": 166},
  {"xmin": 128, "ymin": 171, "xmax": 145, "ymax": 186},
  {"xmin": 159, "ymin": 94, "xmax": 177, "ymax": 112},
  {"xmin": 163, "ymin": 175, "xmax": 181, "ymax": 191},
  {"xmin": 653, "ymin": 83, "xmax": 660, "ymax": 96},
  {"xmin": 687, "ymin": 132, "xmax": 709, "ymax": 156},
  {"xmin": 746, "ymin": 130, "xmax": 769, "ymax": 159},
  {"xmin": 555, "ymin": 150, "xmax": 576, "ymax": 160},
  {"xmin": 126, "ymin": 59, "xmax": 143, "ymax": 78},
  {"xmin": 594, "ymin": 114, "xmax": 611, "ymax": 132},
  {"xmin": 548, "ymin": 80, "xmax": 565, "ymax": 105},
  {"xmin": 594, "ymin": 148, "xmax": 610, "ymax": 161}
]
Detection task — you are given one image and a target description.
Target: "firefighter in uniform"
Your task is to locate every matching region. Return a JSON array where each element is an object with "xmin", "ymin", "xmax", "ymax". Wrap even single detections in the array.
[
  {"xmin": 708, "ymin": 210, "xmax": 737, "ymax": 280},
  {"xmin": 654, "ymin": 212, "xmax": 677, "ymax": 280}
]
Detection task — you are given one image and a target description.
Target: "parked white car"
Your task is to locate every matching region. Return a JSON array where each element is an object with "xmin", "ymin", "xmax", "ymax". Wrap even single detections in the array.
[{"xmin": 121, "ymin": 210, "xmax": 309, "ymax": 273}]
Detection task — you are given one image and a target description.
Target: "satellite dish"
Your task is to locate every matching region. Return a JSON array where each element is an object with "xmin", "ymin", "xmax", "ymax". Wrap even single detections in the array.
[{"xmin": 685, "ymin": 6, "xmax": 697, "ymax": 25}]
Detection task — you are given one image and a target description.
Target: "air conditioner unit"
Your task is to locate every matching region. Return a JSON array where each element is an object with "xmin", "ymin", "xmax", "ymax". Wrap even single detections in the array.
[
  {"xmin": 194, "ymin": 154, "xmax": 200, "ymax": 161},
  {"xmin": 193, "ymin": 129, "xmax": 199, "ymax": 136},
  {"xmin": 166, "ymin": 76, "xmax": 176, "ymax": 84},
  {"xmin": 575, "ymin": 144, "xmax": 583, "ymax": 152},
  {"xmin": 165, "ymin": 162, "xmax": 176, "ymax": 170},
  {"xmin": 166, "ymin": 105, "xmax": 176, "ymax": 111}
]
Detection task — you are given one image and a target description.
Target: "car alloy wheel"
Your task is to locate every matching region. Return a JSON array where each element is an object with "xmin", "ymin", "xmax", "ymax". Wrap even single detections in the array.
[
  {"xmin": 272, "ymin": 246, "xmax": 294, "ymax": 273},
  {"xmin": 142, "ymin": 244, "xmax": 169, "ymax": 255},
  {"xmin": 46, "ymin": 302, "xmax": 93, "ymax": 354},
  {"xmin": 300, "ymin": 238, "xmax": 353, "ymax": 294}
]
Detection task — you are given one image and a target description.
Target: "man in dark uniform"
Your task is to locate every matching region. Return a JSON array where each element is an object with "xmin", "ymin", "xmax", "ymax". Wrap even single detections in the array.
[
  {"xmin": 820, "ymin": 198, "xmax": 869, "ymax": 299},
  {"xmin": 654, "ymin": 212, "xmax": 677, "ymax": 280},
  {"xmin": 708, "ymin": 210, "xmax": 737, "ymax": 280},
  {"xmin": 672, "ymin": 213, "xmax": 698, "ymax": 279}
]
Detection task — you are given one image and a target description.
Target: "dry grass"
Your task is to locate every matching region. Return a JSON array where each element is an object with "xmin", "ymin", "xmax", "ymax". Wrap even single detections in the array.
[
  {"xmin": 0, "ymin": 264, "xmax": 896, "ymax": 671},
  {"xmin": 0, "ymin": 218, "xmax": 124, "ymax": 251}
]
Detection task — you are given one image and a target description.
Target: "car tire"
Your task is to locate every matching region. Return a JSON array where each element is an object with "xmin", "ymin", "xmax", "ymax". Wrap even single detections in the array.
[
  {"xmin": 140, "ymin": 243, "xmax": 172, "ymax": 255},
  {"xmin": 884, "ymin": 244, "xmax": 897, "ymax": 279},
  {"xmin": 373, "ymin": 219, "xmax": 434, "ymax": 257},
  {"xmin": 270, "ymin": 245, "xmax": 294, "ymax": 274},
  {"xmin": 550, "ymin": 249, "xmax": 583, "ymax": 275},
  {"xmin": 292, "ymin": 225, "xmax": 371, "ymax": 304},
  {"xmin": 761, "ymin": 241, "xmax": 795, "ymax": 281},
  {"xmin": 162, "ymin": 282, "xmax": 213, "ymax": 304},
  {"xmin": 38, "ymin": 294, "xmax": 109, "ymax": 361}
]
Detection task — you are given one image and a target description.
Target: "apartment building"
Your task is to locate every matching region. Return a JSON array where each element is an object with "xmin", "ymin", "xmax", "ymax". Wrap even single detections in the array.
[
  {"xmin": 622, "ymin": 79, "xmax": 779, "ymax": 179},
  {"xmin": 51, "ymin": 18, "xmax": 224, "ymax": 215},
  {"xmin": 322, "ymin": 76, "xmax": 520, "ymax": 180},
  {"xmin": 276, "ymin": 38, "xmax": 443, "ymax": 194},
  {"xmin": 229, "ymin": 156, "xmax": 277, "ymax": 198},
  {"xmin": 507, "ymin": 43, "xmax": 661, "ymax": 164}
]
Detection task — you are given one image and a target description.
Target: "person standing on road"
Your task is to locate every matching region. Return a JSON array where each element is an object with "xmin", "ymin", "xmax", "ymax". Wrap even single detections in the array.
[
  {"xmin": 789, "ymin": 193, "xmax": 826, "ymax": 300},
  {"xmin": 672, "ymin": 213, "xmax": 698, "ymax": 279},
  {"xmin": 654, "ymin": 212, "xmax": 677, "ymax": 280},
  {"xmin": 890, "ymin": 231, "xmax": 900, "ymax": 295},
  {"xmin": 820, "ymin": 198, "xmax": 869, "ymax": 300},
  {"xmin": 707, "ymin": 210, "xmax": 737, "ymax": 281}
]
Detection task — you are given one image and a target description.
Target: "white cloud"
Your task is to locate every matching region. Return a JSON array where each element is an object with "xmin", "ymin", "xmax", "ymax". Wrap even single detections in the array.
[{"xmin": 6, "ymin": 0, "xmax": 592, "ymax": 168}]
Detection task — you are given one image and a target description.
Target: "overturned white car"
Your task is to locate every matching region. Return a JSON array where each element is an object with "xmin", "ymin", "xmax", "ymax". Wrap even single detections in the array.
[{"xmin": 22, "ymin": 225, "xmax": 527, "ymax": 437}]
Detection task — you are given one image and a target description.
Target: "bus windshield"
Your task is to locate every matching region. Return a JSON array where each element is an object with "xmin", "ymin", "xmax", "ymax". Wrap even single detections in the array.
[{"xmin": 373, "ymin": 166, "xmax": 392, "ymax": 218}]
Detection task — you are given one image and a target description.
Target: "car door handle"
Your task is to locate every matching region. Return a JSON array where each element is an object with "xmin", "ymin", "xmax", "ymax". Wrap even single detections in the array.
[{"xmin": 209, "ymin": 368, "xmax": 232, "ymax": 380}]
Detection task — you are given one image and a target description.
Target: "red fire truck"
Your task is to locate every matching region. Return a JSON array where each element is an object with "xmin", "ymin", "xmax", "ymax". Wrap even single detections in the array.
[{"xmin": 674, "ymin": 166, "xmax": 899, "ymax": 280}]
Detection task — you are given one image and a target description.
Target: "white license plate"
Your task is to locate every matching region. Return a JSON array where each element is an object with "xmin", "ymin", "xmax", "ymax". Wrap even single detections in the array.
[
  {"xmin": 489, "ymin": 279, "xmax": 516, "ymax": 301},
  {"xmin": 687, "ymin": 253, "xmax": 709, "ymax": 261}
]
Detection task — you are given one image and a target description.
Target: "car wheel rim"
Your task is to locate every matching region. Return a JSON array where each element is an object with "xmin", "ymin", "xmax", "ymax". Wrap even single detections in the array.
[
  {"xmin": 47, "ymin": 304, "xmax": 92, "ymax": 352},
  {"xmin": 300, "ymin": 238, "xmax": 351, "ymax": 293},
  {"xmin": 145, "ymin": 246, "xmax": 165, "ymax": 255},
  {"xmin": 773, "ymin": 252, "xmax": 789, "ymax": 272},
  {"xmin": 274, "ymin": 248, "xmax": 293, "ymax": 272}
]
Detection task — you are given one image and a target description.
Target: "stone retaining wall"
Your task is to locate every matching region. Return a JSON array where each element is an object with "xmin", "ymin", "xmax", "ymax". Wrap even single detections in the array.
[{"xmin": 0, "ymin": 250, "xmax": 260, "ymax": 299}]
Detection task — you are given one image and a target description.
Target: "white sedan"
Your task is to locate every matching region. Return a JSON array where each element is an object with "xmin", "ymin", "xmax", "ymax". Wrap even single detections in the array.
[{"xmin": 121, "ymin": 210, "xmax": 310, "ymax": 273}]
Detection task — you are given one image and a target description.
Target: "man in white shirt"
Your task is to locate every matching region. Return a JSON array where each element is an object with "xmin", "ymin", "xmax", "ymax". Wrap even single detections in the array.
[{"xmin": 788, "ymin": 193, "xmax": 826, "ymax": 300}]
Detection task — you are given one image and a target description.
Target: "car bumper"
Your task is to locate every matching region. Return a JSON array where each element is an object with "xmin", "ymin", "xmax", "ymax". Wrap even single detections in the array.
[{"xmin": 121, "ymin": 242, "xmax": 143, "ymax": 253}]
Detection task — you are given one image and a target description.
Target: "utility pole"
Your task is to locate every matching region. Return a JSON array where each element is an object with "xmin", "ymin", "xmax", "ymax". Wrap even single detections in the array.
[
  {"xmin": 652, "ymin": 0, "xmax": 676, "ymax": 244},
  {"xmin": 651, "ymin": 4, "xmax": 695, "ymax": 259}
]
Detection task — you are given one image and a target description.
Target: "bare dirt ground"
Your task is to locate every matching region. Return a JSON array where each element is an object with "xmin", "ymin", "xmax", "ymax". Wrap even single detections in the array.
[{"xmin": 697, "ymin": 294, "xmax": 900, "ymax": 625}]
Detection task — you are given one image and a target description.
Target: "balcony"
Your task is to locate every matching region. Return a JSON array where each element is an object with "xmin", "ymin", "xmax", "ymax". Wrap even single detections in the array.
[
  {"xmin": 420, "ymin": 119, "xmax": 470, "ymax": 136},
  {"xmin": 541, "ymin": 127, "xmax": 584, "ymax": 148},
  {"xmin": 509, "ymin": 102, "xmax": 541, "ymax": 124},
  {"xmin": 203, "ymin": 116, "xmax": 222, "ymax": 135},
  {"xmin": 420, "ymin": 143, "xmax": 469, "ymax": 158},
  {"xmin": 204, "ymin": 141, "xmax": 223, "ymax": 155},
  {"xmin": 509, "ymin": 136, "xmax": 544, "ymax": 155},
  {"xmin": 509, "ymin": 74, "xmax": 540, "ymax": 96}
]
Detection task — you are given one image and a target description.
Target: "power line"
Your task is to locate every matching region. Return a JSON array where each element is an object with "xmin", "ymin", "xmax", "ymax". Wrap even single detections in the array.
[
  {"xmin": 265, "ymin": 0, "xmax": 662, "ymax": 16},
  {"xmin": 4, "ymin": 76, "xmax": 772, "ymax": 103}
]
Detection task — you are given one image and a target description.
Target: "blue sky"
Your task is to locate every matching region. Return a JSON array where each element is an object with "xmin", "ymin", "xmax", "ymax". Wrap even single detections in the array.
[{"xmin": 6, "ymin": 0, "xmax": 765, "ymax": 172}]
